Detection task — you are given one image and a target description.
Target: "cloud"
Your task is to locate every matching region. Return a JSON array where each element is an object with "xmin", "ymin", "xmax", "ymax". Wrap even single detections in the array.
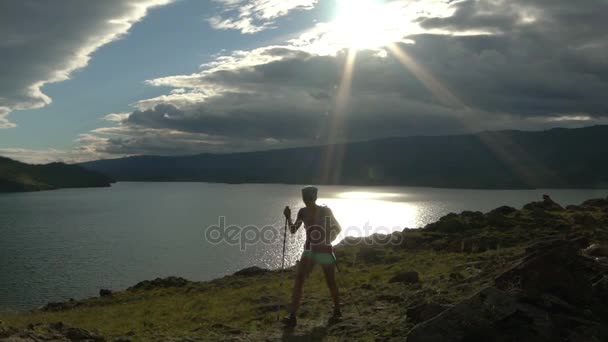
[
  {"xmin": 0, "ymin": 0, "xmax": 173, "ymax": 128},
  {"xmin": 0, "ymin": 107, "xmax": 15, "ymax": 129},
  {"xmin": 208, "ymin": 0, "xmax": 318, "ymax": 34},
  {"xmin": 0, "ymin": 148, "xmax": 77, "ymax": 164},
  {"xmin": 103, "ymin": 113, "xmax": 131, "ymax": 122},
  {"xmin": 80, "ymin": 0, "xmax": 608, "ymax": 157}
]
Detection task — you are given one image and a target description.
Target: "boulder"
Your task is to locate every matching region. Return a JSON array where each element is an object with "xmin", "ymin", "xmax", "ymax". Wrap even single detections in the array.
[
  {"xmin": 407, "ymin": 287, "xmax": 520, "ymax": 342},
  {"xmin": 389, "ymin": 271, "xmax": 419, "ymax": 284},
  {"xmin": 495, "ymin": 239, "xmax": 594, "ymax": 305},
  {"xmin": 357, "ymin": 247, "xmax": 386, "ymax": 263},
  {"xmin": 0, "ymin": 322, "xmax": 105, "ymax": 342},
  {"xmin": 99, "ymin": 289, "xmax": 113, "ymax": 297},
  {"xmin": 523, "ymin": 195, "xmax": 564, "ymax": 212},
  {"xmin": 64, "ymin": 327, "xmax": 104, "ymax": 341},
  {"xmin": 376, "ymin": 294, "xmax": 405, "ymax": 303},
  {"xmin": 583, "ymin": 244, "xmax": 608, "ymax": 258},
  {"xmin": 573, "ymin": 213, "xmax": 600, "ymax": 226},
  {"xmin": 233, "ymin": 266, "xmax": 269, "ymax": 277},
  {"xmin": 448, "ymin": 272, "xmax": 465, "ymax": 282},
  {"xmin": 128, "ymin": 276, "xmax": 190, "ymax": 291},
  {"xmin": 406, "ymin": 303, "xmax": 451, "ymax": 324},
  {"xmin": 40, "ymin": 300, "xmax": 79, "ymax": 312},
  {"xmin": 407, "ymin": 238, "xmax": 608, "ymax": 342},
  {"xmin": 581, "ymin": 198, "xmax": 608, "ymax": 209},
  {"xmin": 399, "ymin": 233, "xmax": 433, "ymax": 250},
  {"xmin": 488, "ymin": 206, "xmax": 517, "ymax": 216},
  {"xmin": 0, "ymin": 326, "xmax": 18, "ymax": 338},
  {"xmin": 425, "ymin": 214, "xmax": 466, "ymax": 233}
]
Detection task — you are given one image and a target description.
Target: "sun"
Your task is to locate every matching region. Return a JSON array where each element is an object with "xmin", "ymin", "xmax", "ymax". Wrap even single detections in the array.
[{"xmin": 329, "ymin": 0, "xmax": 405, "ymax": 50}]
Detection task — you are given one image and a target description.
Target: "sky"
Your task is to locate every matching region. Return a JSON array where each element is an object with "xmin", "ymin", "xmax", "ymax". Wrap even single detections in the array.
[{"xmin": 1, "ymin": 0, "xmax": 607, "ymax": 164}]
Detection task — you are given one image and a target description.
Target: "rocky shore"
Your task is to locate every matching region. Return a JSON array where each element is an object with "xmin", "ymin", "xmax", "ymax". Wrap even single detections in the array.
[{"xmin": 1, "ymin": 195, "xmax": 608, "ymax": 341}]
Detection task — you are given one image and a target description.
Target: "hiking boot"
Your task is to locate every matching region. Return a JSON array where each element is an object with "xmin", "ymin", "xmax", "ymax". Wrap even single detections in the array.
[
  {"xmin": 328, "ymin": 309, "xmax": 342, "ymax": 325},
  {"xmin": 282, "ymin": 313, "xmax": 297, "ymax": 327}
]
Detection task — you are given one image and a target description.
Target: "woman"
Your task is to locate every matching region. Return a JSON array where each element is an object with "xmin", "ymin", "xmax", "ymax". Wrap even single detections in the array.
[{"xmin": 282, "ymin": 186, "xmax": 341, "ymax": 327}]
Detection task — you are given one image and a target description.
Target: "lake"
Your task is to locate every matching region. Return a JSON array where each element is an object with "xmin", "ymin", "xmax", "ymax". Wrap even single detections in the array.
[{"xmin": 1, "ymin": 182, "xmax": 606, "ymax": 311}]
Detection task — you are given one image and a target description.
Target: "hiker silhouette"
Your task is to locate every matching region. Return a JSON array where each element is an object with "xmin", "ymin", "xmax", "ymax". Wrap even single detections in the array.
[{"xmin": 282, "ymin": 186, "xmax": 342, "ymax": 327}]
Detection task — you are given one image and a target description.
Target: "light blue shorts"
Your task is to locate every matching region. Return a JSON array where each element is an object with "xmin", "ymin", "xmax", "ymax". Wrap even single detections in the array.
[{"xmin": 302, "ymin": 250, "xmax": 336, "ymax": 265}]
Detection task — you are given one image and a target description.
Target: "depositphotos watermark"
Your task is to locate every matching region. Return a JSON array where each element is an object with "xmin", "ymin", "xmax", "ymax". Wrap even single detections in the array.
[{"xmin": 203, "ymin": 216, "xmax": 405, "ymax": 251}]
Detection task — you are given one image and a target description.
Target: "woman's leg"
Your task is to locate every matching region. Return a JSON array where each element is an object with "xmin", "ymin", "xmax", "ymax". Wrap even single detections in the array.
[
  {"xmin": 321, "ymin": 263, "xmax": 340, "ymax": 314},
  {"xmin": 290, "ymin": 255, "xmax": 314, "ymax": 315}
]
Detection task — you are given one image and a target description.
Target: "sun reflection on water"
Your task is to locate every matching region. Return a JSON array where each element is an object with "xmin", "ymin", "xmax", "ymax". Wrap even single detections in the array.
[{"xmin": 319, "ymin": 190, "xmax": 422, "ymax": 241}]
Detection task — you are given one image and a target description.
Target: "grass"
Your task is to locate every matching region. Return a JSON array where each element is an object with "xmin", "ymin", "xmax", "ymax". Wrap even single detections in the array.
[{"xmin": 0, "ymin": 246, "xmax": 525, "ymax": 341}]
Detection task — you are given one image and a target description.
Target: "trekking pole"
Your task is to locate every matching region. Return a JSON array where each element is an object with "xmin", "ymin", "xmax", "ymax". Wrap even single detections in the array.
[
  {"xmin": 281, "ymin": 215, "xmax": 288, "ymax": 271},
  {"xmin": 277, "ymin": 214, "xmax": 289, "ymax": 320}
]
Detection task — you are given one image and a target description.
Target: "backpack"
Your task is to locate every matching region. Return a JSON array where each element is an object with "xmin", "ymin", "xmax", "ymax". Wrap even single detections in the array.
[{"xmin": 321, "ymin": 206, "xmax": 342, "ymax": 243}]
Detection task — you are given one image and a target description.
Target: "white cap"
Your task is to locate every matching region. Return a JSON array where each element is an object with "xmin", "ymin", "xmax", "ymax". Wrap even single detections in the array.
[{"xmin": 301, "ymin": 186, "xmax": 318, "ymax": 200}]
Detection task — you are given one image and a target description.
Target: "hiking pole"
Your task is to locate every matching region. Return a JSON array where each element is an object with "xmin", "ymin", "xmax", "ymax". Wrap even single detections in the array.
[
  {"xmin": 281, "ymin": 215, "xmax": 288, "ymax": 271},
  {"xmin": 277, "ymin": 214, "xmax": 289, "ymax": 320}
]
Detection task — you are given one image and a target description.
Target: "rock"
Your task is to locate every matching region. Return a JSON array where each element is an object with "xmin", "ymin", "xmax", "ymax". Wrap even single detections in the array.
[
  {"xmin": 573, "ymin": 213, "xmax": 599, "ymax": 226},
  {"xmin": 459, "ymin": 211, "xmax": 486, "ymax": 229},
  {"xmin": 399, "ymin": 234, "xmax": 430, "ymax": 250},
  {"xmin": 357, "ymin": 247, "xmax": 385, "ymax": 263},
  {"xmin": 99, "ymin": 289, "xmax": 112, "ymax": 297},
  {"xmin": 488, "ymin": 206, "xmax": 517, "ymax": 216},
  {"xmin": 254, "ymin": 295, "xmax": 280, "ymax": 304},
  {"xmin": 583, "ymin": 244, "xmax": 608, "ymax": 257},
  {"xmin": 128, "ymin": 276, "xmax": 190, "ymax": 291},
  {"xmin": 1, "ymin": 323, "xmax": 105, "ymax": 342},
  {"xmin": 63, "ymin": 327, "xmax": 104, "ymax": 341},
  {"xmin": 449, "ymin": 272, "xmax": 465, "ymax": 282},
  {"xmin": 256, "ymin": 303, "xmax": 286, "ymax": 314},
  {"xmin": 581, "ymin": 198, "xmax": 608, "ymax": 209},
  {"xmin": 359, "ymin": 283, "xmax": 374, "ymax": 290},
  {"xmin": 0, "ymin": 326, "xmax": 18, "ymax": 338},
  {"xmin": 407, "ymin": 238, "xmax": 608, "ymax": 342},
  {"xmin": 40, "ymin": 301, "xmax": 79, "ymax": 312},
  {"xmin": 523, "ymin": 195, "xmax": 564, "ymax": 211},
  {"xmin": 566, "ymin": 204, "xmax": 585, "ymax": 211},
  {"xmin": 406, "ymin": 287, "xmax": 520, "ymax": 342},
  {"xmin": 49, "ymin": 321, "xmax": 65, "ymax": 331},
  {"xmin": 232, "ymin": 266, "xmax": 269, "ymax": 277},
  {"xmin": 376, "ymin": 294, "xmax": 405, "ymax": 303},
  {"xmin": 406, "ymin": 303, "xmax": 451, "ymax": 324},
  {"xmin": 389, "ymin": 271, "xmax": 419, "ymax": 284},
  {"xmin": 425, "ymin": 213, "xmax": 466, "ymax": 233},
  {"xmin": 496, "ymin": 239, "xmax": 594, "ymax": 305}
]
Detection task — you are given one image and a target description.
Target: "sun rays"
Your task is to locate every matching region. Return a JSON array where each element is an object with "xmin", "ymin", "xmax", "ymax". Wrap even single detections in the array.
[{"xmin": 319, "ymin": 3, "xmax": 558, "ymax": 187}]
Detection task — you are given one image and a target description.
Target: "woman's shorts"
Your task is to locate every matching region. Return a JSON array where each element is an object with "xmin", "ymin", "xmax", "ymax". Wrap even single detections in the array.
[{"xmin": 302, "ymin": 250, "xmax": 336, "ymax": 265}]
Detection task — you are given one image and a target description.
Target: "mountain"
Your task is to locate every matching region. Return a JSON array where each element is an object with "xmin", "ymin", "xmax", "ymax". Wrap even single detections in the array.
[
  {"xmin": 79, "ymin": 125, "xmax": 608, "ymax": 189},
  {"xmin": 0, "ymin": 156, "xmax": 114, "ymax": 192}
]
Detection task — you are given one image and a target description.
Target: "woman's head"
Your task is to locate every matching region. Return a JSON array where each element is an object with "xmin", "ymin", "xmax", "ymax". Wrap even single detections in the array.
[{"xmin": 301, "ymin": 186, "xmax": 318, "ymax": 207}]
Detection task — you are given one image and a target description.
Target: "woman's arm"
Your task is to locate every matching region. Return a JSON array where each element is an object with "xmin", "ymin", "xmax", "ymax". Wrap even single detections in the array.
[{"xmin": 284, "ymin": 206, "xmax": 303, "ymax": 233}]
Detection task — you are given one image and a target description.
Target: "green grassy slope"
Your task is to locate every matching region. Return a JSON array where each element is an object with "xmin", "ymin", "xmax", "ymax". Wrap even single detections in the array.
[{"xmin": 0, "ymin": 156, "xmax": 114, "ymax": 192}]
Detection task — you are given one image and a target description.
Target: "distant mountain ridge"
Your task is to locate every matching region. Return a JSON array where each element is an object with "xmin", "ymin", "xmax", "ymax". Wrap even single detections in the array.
[
  {"xmin": 79, "ymin": 125, "xmax": 608, "ymax": 189},
  {"xmin": 0, "ymin": 157, "xmax": 114, "ymax": 192}
]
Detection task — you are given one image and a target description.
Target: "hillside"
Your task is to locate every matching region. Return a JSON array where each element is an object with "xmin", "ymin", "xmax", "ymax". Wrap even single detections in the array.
[
  {"xmin": 79, "ymin": 125, "xmax": 608, "ymax": 189},
  {"xmin": 1, "ymin": 195, "xmax": 607, "ymax": 341},
  {"xmin": 0, "ymin": 156, "xmax": 114, "ymax": 193}
]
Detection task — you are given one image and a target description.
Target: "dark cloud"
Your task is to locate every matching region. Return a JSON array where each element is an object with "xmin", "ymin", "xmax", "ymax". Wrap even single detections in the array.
[{"xmin": 87, "ymin": 0, "xmax": 608, "ymax": 156}]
